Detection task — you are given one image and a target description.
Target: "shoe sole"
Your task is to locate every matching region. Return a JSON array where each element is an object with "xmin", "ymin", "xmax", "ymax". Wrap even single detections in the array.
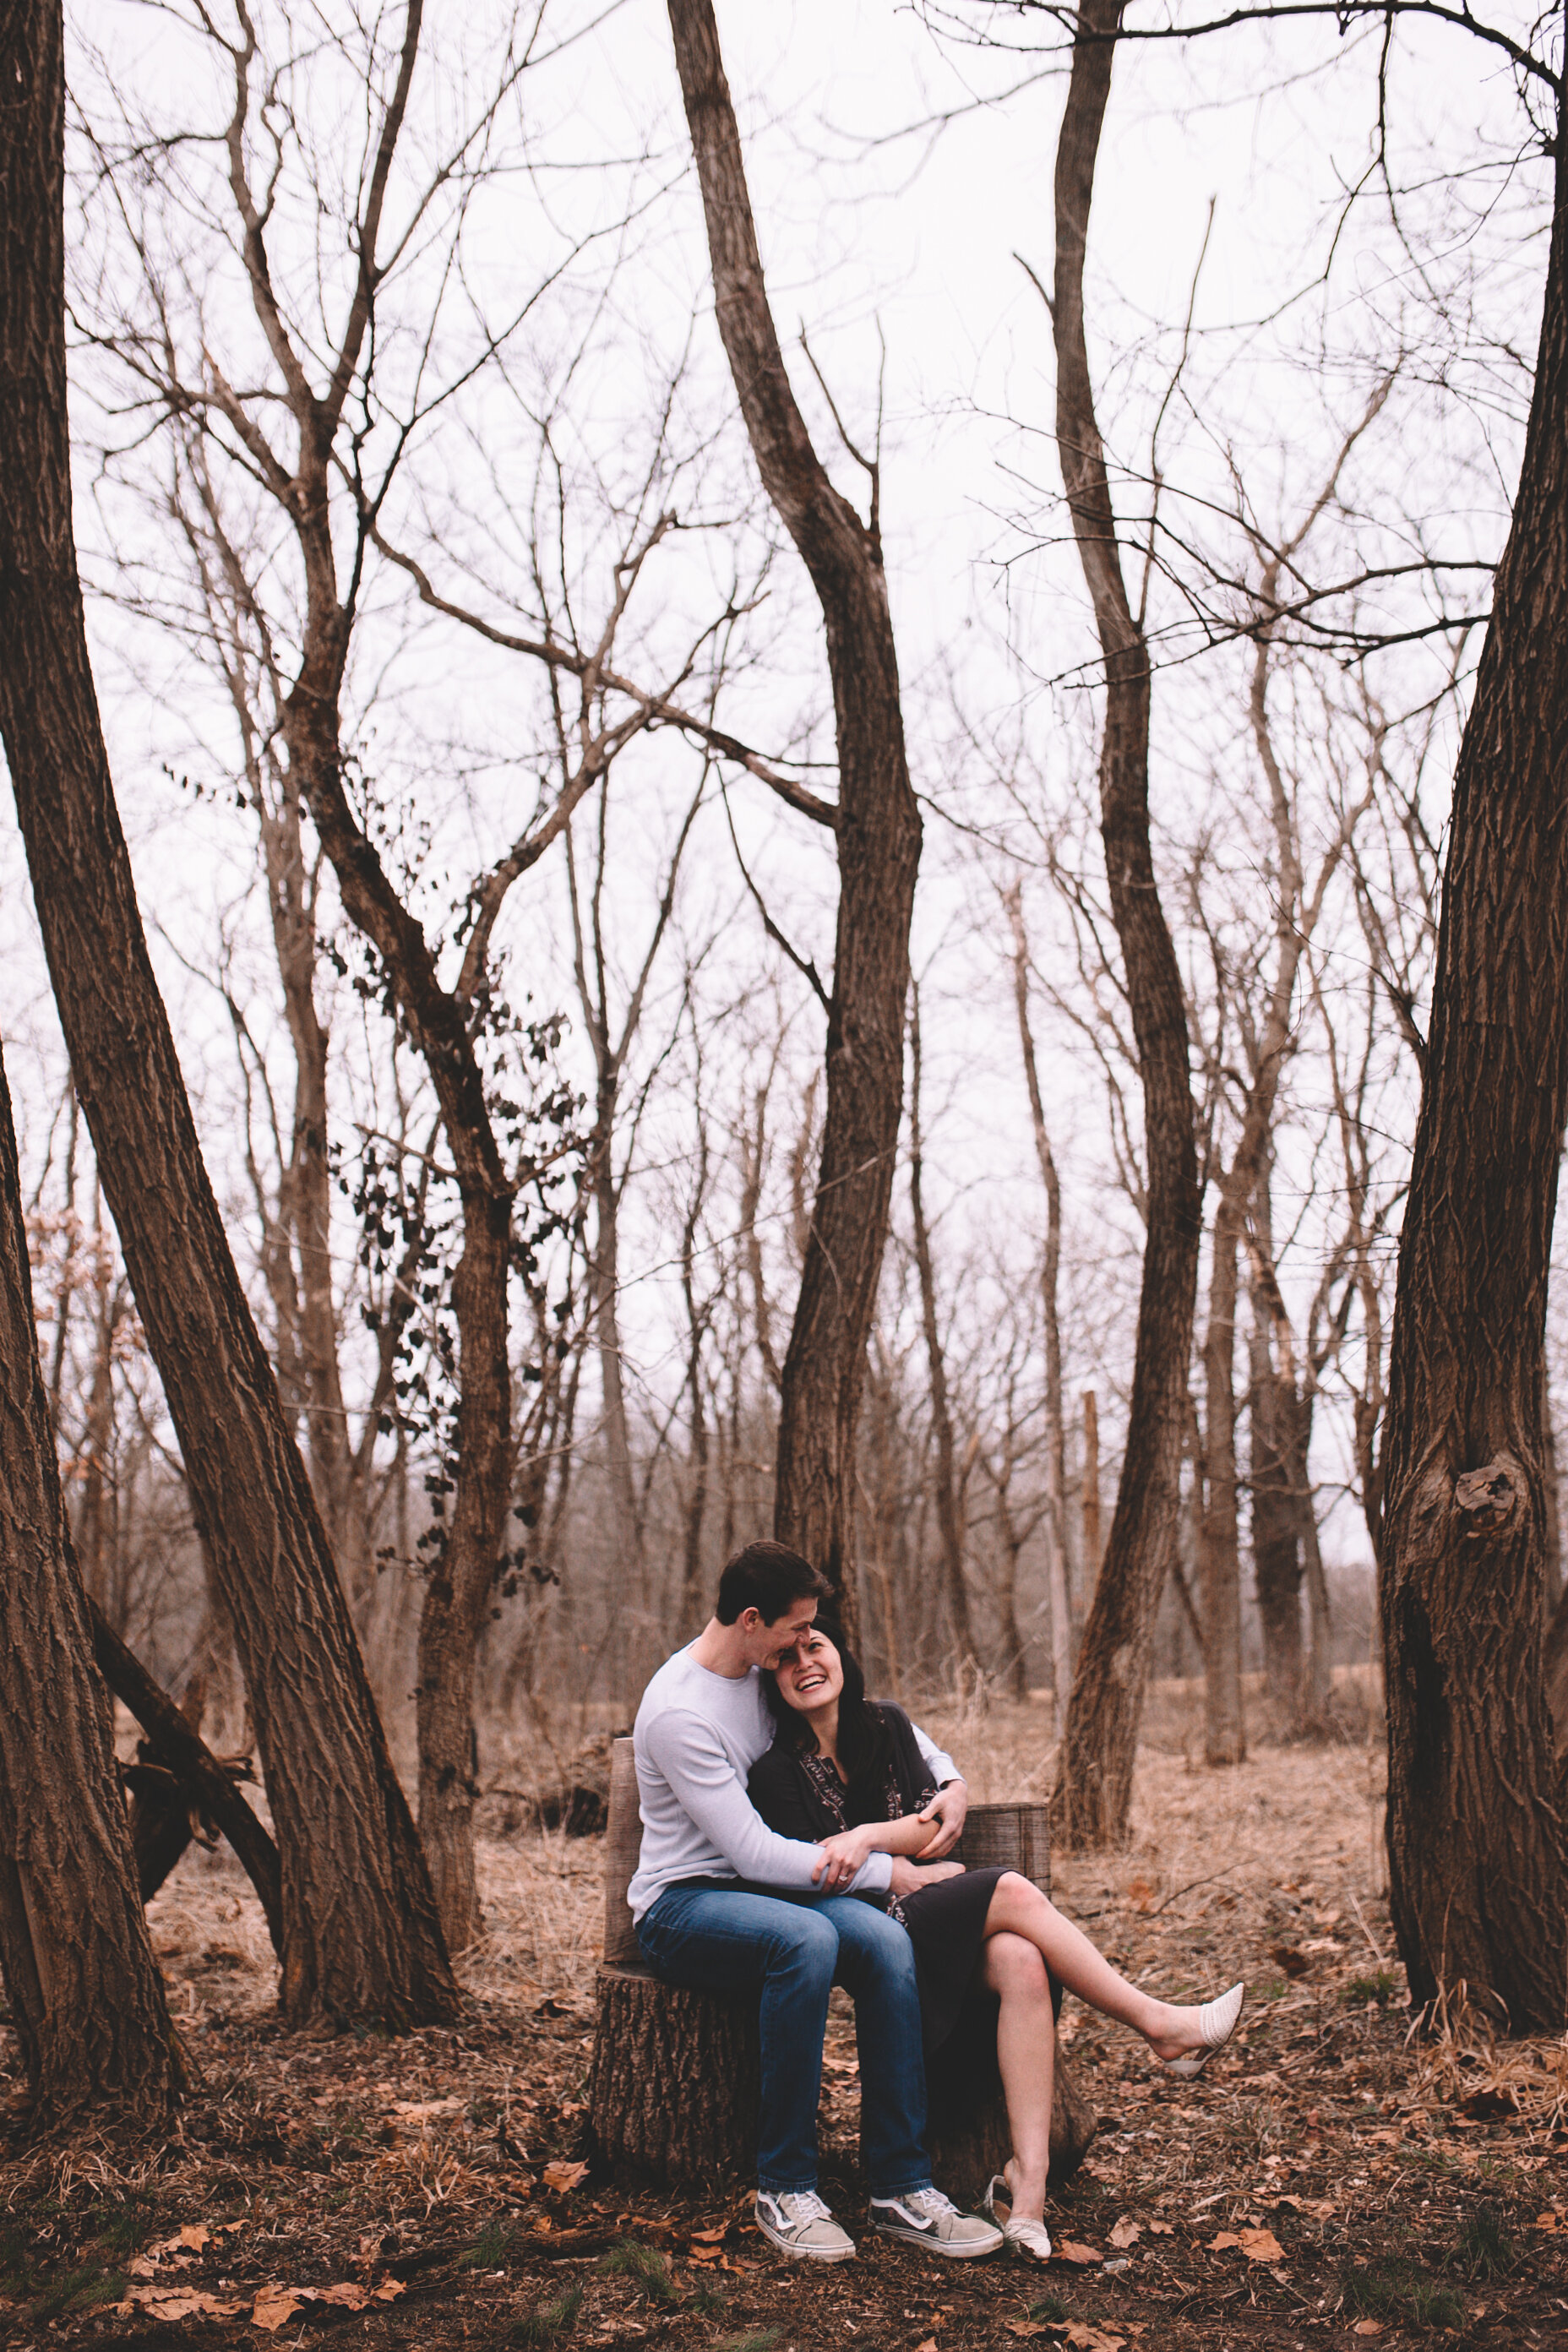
[
  {"xmin": 870, "ymin": 2221, "xmax": 1004, "ymax": 2259},
  {"xmin": 755, "ymin": 2215, "xmax": 856, "ymax": 2263}
]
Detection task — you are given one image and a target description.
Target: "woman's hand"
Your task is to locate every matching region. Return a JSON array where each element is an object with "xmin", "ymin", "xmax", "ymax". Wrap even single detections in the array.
[
  {"xmin": 888, "ymin": 1857, "xmax": 965, "ymax": 1897},
  {"xmin": 914, "ymin": 1779, "xmax": 969, "ymax": 1859},
  {"xmin": 811, "ymin": 1823, "xmax": 880, "ymax": 1891}
]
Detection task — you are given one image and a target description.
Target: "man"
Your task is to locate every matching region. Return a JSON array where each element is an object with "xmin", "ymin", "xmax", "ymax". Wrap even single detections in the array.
[{"xmin": 629, "ymin": 1538, "xmax": 1003, "ymax": 2264}]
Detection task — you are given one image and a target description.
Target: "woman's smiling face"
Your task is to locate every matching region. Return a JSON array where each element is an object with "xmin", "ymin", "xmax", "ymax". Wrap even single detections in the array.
[{"xmin": 773, "ymin": 1624, "xmax": 845, "ymax": 1713}]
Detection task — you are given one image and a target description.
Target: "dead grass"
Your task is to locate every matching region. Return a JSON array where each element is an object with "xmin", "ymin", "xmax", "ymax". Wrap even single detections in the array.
[{"xmin": 6, "ymin": 1678, "xmax": 1566, "ymax": 2349}]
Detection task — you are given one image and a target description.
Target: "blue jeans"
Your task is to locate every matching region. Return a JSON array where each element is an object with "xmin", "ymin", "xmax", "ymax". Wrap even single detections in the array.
[{"xmin": 637, "ymin": 1883, "xmax": 931, "ymax": 2197}]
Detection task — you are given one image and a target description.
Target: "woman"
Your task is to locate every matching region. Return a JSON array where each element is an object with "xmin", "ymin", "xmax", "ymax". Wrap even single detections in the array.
[{"xmin": 749, "ymin": 1621, "xmax": 1244, "ymax": 2262}]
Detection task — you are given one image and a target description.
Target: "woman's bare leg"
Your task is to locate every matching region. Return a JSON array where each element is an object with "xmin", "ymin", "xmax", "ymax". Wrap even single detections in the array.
[
  {"xmin": 982, "ymin": 1931, "xmax": 1054, "ymax": 2224},
  {"xmin": 983, "ymin": 1873, "xmax": 1215, "ymax": 2062}
]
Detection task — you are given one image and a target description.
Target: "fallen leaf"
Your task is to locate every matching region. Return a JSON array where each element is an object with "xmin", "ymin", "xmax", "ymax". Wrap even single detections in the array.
[
  {"xmin": 1267, "ymin": 1944, "xmax": 1310, "ymax": 1978},
  {"xmin": 1147, "ymin": 2220, "xmax": 1173, "ymax": 2236},
  {"xmin": 252, "ymin": 2287, "xmax": 304, "ymax": 2331},
  {"xmin": 542, "ymin": 2159, "xmax": 590, "ymax": 2192},
  {"xmin": 1054, "ymin": 2240, "xmax": 1102, "ymax": 2266},
  {"xmin": 1365, "ymin": 2129, "xmax": 1401, "ymax": 2147},
  {"xmin": 133, "ymin": 2289, "xmax": 241, "ymax": 2321},
  {"xmin": 1533, "ymin": 2210, "xmax": 1562, "ymax": 2232},
  {"xmin": 1352, "ymin": 2323, "xmax": 1383, "ymax": 2338},
  {"xmin": 1271, "ymin": 2196, "xmax": 1335, "ymax": 2220},
  {"xmin": 915, "ymin": 2339, "xmax": 939, "ymax": 2351},
  {"xmin": 1211, "ymin": 2232, "xmax": 1243, "ymax": 2252},
  {"xmin": 127, "ymin": 2256, "xmax": 157, "ymax": 2278},
  {"xmin": 374, "ymin": 2279, "xmax": 406, "ymax": 2302},
  {"xmin": 317, "ymin": 2282, "xmax": 371, "ymax": 2309},
  {"xmin": 1064, "ymin": 2326, "xmax": 1124, "ymax": 2352},
  {"xmin": 1213, "ymin": 2227, "xmax": 1284, "ymax": 2262},
  {"xmin": 1004, "ymin": 2326, "xmax": 1051, "ymax": 2339},
  {"xmin": 1108, "ymin": 2216, "xmax": 1141, "ymax": 2249}
]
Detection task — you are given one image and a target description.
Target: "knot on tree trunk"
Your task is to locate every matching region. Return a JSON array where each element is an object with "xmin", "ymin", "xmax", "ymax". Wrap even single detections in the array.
[{"xmin": 1452, "ymin": 1455, "xmax": 1523, "ymax": 1537}]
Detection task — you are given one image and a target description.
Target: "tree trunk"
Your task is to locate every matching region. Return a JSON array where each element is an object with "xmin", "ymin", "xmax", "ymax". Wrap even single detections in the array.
[
  {"xmin": 1081, "ymin": 1388, "xmax": 1101, "ymax": 1602},
  {"xmin": 1377, "ymin": 106, "xmax": 1568, "ymax": 2031},
  {"xmin": 667, "ymin": 0, "xmax": 923, "ymax": 1631},
  {"xmin": 0, "ymin": 1, "xmax": 456, "ymax": 2029},
  {"xmin": 1197, "ymin": 1196, "xmax": 1247, "ymax": 1765},
  {"xmin": 1004, "ymin": 885, "xmax": 1074, "ymax": 1719},
  {"xmin": 0, "ymin": 1037, "xmax": 185, "ymax": 2125},
  {"xmin": 1250, "ymin": 1278, "xmax": 1304, "ymax": 1718},
  {"xmin": 1048, "ymin": 0, "xmax": 1202, "ymax": 1847},
  {"xmin": 90, "ymin": 1602, "xmax": 284, "ymax": 1953},
  {"xmin": 908, "ymin": 990, "xmax": 981, "ymax": 1674}
]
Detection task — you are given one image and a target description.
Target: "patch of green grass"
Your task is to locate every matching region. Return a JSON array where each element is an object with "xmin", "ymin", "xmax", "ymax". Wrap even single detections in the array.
[
  {"xmin": 509, "ymin": 2282, "xmax": 583, "ymax": 2346},
  {"xmin": 683, "ymin": 2276, "xmax": 727, "ymax": 2316},
  {"xmin": 29, "ymin": 2262, "xmax": 125, "ymax": 2322},
  {"xmin": 90, "ymin": 2195, "xmax": 154, "ymax": 2257},
  {"xmin": 596, "ymin": 2239, "xmax": 675, "ymax": 2304},
  {"xmin": 1027, "ymin": 2294, "xmax": 1070, "ymax": 2322},
  {"xmin": 460, "ymin": 2217, "xmax": 524, "ymax": 2270},
  {"xmin": 0, "ymin": 2224, "xmax": 36, "ymax": 2295},
  {"xmin": 1451, "ymin": 2200, "xmax": 1516, "ymax": 2281},
  {"xmin": 1346, "ymin": 1969, "xmax": 1399, "ymax": 2008},
  {"xmin": 1343, "ymin": 2258, "xmax": 1465, "ymax": 2332}
]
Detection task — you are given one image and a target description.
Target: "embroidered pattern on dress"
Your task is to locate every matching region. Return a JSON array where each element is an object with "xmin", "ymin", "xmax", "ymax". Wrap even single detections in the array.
[{"xmin": 799, "ymin": 1743, "xmax": 937, "ymax": 1925}]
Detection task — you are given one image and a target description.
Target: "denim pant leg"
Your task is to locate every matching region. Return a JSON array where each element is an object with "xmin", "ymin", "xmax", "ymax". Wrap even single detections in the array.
[
  {"xmin": 636, "ymin": 1886, "xmax": 840, "ymax": 2194},
  {"xmin": 818, "ymin": 1895, "xmax": 932, "ymax": 2198}
]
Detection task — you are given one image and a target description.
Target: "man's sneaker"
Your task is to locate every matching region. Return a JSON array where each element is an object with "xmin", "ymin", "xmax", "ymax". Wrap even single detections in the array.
[
  {"xmin": 754, "ymin": 2188, "xmax": 856, "ymax": 2262},
  {"xmin": 869, "ymin": 2186, "xmax": 1004, "ymax": 2258}
]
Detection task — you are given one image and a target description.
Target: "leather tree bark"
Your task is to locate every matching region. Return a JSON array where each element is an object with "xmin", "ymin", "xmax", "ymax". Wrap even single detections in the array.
[
  {"xmin": 0, "ymin": 1039, "xmax": 186, "ymax": 2123},
  {"xmin": 1378, "ymin": 88, "xmax": 1568, "ymax": 2030}
]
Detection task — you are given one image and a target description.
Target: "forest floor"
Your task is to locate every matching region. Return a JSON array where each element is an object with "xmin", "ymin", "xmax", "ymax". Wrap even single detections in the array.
[{"xmin": 1, "ymin": 1675, "xmax": 1565, "ymax": 2352}]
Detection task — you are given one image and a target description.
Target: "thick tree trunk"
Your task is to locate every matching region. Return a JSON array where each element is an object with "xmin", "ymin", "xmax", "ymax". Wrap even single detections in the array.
[
  {"xmin": 909, "ymin": 992, "xmax": 981, "ymax": 1674},
  {"xmin": 667, "ymin": 0, "xmax": 922, "ymax": 1630},
  {"xmin": 1048, "ymin": 0, "xmax": 1202, "ymax": 1846},
  {"xmin": 1378, "ymin": 114, "xmax": 1568, "ymax": 2030},
  {"xmin": 0, "ymin": 2, "xmax": 456, "ymax": 2029},
  {"xmin": 1198, "ymin": 1199, "xmax": 1246, "ymax": 1765},
  {"xmin": 0, "ymin": 1041, "xmax": 185, "ymax": 2124}
]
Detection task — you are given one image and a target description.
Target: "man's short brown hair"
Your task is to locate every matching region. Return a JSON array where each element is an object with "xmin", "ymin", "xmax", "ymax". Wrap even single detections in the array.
[{"xmin": 714, "ymin": 1539, "xmax": 832, "ymax": 1625}]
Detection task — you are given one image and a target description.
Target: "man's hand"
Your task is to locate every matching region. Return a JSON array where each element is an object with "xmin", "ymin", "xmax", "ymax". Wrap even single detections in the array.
[
  {"xmin": 888, "ymin": 1856, "xmax": 964, "ymax": 1897},
  {"xmin": 811, "ymin": 1823, "xmax": 879, "ymax": 1891},
  {"xmin": 915, "ymin": 1779, "xmax": 968, "ymax": 1859}
]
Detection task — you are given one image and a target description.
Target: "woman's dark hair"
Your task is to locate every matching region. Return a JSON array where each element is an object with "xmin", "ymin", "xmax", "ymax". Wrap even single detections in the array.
[
  {"xmin": 763, "ymin": 1618, "xmax": 892, "ymax": 1791},
  {"xmin": 714, "ymin": 1539, "xmax": 831, "ymax": 1625}
]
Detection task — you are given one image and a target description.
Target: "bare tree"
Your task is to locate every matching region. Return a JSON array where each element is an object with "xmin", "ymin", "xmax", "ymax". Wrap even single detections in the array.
[
  {"xmin": 0, "ymin": 1025, "xmax": 185, "ymax": 2124},
  {"xmin": 1379, "ymin": 65, "xmax": 1568, "ymax": 2028},
  {"xmin": 1003, "ymin": 883, "xmax": 1075, "ymax": 1720},
  {"xmin": 907, "ymin": 983, "xmax": 982, "ymax": 1674},
  {"xmin": 1043, "ymin": 0, "xmax": 1203, "ymax": 1846},
  {"xmin": 0, "ymin": 0, "xmax": 455, "ymax": 2028},
  {"xmin": 667, "ymin": 0, "xmax": 923, "ymax": 1628}
]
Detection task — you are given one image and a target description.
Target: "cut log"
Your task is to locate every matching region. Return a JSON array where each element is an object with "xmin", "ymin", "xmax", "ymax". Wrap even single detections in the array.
[
  {"xmin": 589, "ymin": 1966, "xmax": 760, "ymax": 2180},
  {"xmin": 589, "ymin": 1739, "xmax": 1096, "ymax": 2189}
]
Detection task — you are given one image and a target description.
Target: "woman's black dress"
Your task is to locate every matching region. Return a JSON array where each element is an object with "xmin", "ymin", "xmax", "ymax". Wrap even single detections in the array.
[{"xmin": 748, "ymin": 1703, "xmax": 1059, "ymax": 2093}]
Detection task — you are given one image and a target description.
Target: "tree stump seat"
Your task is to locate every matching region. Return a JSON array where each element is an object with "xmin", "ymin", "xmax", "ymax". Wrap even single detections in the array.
[{"xmin": 587, "ymin": 1738, "xmax": 1097, "ymax": 2194}]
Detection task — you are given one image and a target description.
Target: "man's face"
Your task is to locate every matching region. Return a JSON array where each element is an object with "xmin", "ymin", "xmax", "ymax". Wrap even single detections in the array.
[{"xmin": 739, "ymin": 1596, "xmax": 818, "ymax": 1671}]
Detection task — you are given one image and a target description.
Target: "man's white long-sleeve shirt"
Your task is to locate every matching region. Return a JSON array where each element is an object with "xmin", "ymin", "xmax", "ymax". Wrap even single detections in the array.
[{"xmin": 626, "ymin": 1642, "xmax": 958, "ymax": 1922}]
